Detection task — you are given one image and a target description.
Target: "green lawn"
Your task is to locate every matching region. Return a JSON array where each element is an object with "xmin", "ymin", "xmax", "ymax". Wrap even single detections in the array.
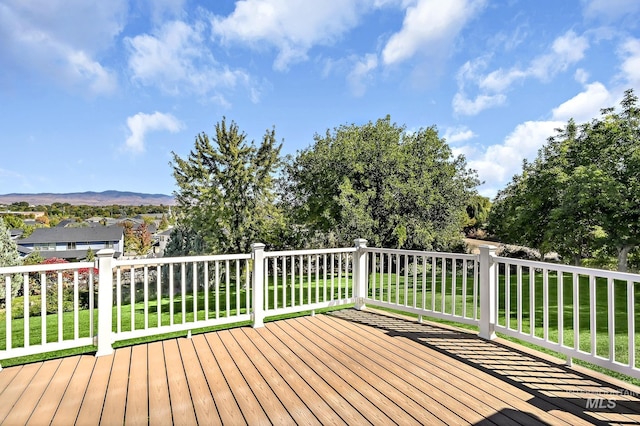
[{"xmin": 0, "ymin": 273, "xmax": 354, "ymax": 365}]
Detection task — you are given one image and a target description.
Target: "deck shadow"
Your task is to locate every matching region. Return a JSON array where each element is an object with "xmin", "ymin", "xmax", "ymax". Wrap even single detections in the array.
[{"xmin": 329, "ymin": 308, "xmax": 640, "ymax": 425}]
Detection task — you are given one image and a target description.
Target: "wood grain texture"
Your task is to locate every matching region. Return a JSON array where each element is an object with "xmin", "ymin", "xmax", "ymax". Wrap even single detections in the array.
[{"xmin": 0, "ymin": 309, "xmax": 638, "ymax": 425}]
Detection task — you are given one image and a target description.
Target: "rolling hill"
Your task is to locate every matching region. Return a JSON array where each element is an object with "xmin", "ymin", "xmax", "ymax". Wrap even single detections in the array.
[{"xmin": 0, "ymin": 190, "xmax": 175, "ymax": 206}]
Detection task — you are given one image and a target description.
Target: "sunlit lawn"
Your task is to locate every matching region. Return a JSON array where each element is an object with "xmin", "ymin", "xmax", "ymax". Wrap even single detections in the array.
[{"xmin": 0, "ymin": 275, "xmax": 354, "ymax": 352}]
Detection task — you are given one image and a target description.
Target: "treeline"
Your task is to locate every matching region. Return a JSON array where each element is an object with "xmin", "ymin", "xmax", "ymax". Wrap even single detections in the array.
[
  {"xmin": 488, "ymin": 89, "xmax": 640, "ymax": 271},
  {"xmin": 2, "ymin": 202, "xmax": 170, "ymax": 219},
  {"xmin": 166, "ymin": 116, "xmax": 479, "ymax": 256}
]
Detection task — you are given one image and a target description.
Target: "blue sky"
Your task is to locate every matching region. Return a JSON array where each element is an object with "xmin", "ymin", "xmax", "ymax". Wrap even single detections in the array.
[{"xmin": 1, "ymin": 0, "xmax": 639, "ymax": 199}]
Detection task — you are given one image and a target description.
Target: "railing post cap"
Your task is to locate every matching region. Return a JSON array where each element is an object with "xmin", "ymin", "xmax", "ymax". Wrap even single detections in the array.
[
  {"xmin": 479, "ymin": 244, "xmax": 498, "ymax": 252},
  {"xmin": 251, "ymin": 242, "xmax": 266, "ymax": 250},
  {"xmin": 354, "ymin": 238, "xmax": 368, "ymax": 247},
  {"xmin": 96, "ymin": 249, "xmax": 115, "ymax": 257}
]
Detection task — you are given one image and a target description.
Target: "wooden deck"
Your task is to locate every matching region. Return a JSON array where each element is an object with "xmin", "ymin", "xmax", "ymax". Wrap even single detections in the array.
[{"xmin": 1, "ymin": 309, "xmax": 640, "ymax": 425}]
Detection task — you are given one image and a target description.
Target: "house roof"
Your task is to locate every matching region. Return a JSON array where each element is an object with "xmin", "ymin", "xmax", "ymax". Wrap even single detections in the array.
[{"xmin": 18, "ymin": 225, "xmax": 123, "ymax": 244}]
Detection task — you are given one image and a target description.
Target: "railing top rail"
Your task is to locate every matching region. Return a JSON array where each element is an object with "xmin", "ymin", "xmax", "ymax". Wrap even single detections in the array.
[
  {"xmin": 493, "ymin": 255, "xmax": 640, "ymax": 282},
  {"xmin": 114, "ymin": 253, "xmax": 252, "ymax": 268},
  {"xmin": 264, "ymin": 247, "xmax": 357, "ymax": 258},
  {"xmin": 0, "ymin": 261, "xmax": 95, "ymax": 275},
  {"xmin": 365, "ymin": 247, "xmax": 477, "ymax": 260}
]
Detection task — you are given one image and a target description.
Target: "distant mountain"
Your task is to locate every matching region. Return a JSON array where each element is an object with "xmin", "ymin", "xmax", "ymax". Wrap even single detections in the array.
[{"xmin": 0, "ymin": 190, "xmax": 175, "ymax": 206}]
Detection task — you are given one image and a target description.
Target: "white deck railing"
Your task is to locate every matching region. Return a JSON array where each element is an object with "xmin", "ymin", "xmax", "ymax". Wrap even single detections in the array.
[
  {"xmin": 0, "ymin": 261, "xmax": 97, "ymax": 360},
  {"xmin": 1, "ymin": 240, "xmax": 639, "ymax": 379},
  {"xmin": 490, "ymin": 247, "xmax": 640, "ymax": 379},
  {"xmin": 110, "ymin": 253, "xmax": 253, "ymax": 344},
  {"xmin": 363, "ymin": 247, "xmax": 479, "ymax": 327}
]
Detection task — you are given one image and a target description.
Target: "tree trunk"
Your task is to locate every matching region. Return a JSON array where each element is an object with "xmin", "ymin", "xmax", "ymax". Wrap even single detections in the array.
[
  {"xmin": 617, "ymin": 245, "xmax": 632, "ymax": 272},
  {"xmin": 572, "ymin": 254, "xmax": 581, "ymax": 266}
]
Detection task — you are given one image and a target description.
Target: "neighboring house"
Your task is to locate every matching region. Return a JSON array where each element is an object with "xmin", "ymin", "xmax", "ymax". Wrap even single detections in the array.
[
  {"xmin": 17, "ymin": 225, "xmax": 124, "ymax": 260},
  {"xmin": 86, "ymin": 217, "xmax": 120, "ymax": 226},
  {"xmin": 56, "ymin": 219, "xmax": 76, "ymax": 227},
  {"xmin": 9, "ymin": 229, "xmax": 23, "ymax": 240},
  {"xmin": 153, "ymin": 228, "xmax": 173, "ymax": 256},
  {"xmin": 118, "ymin": 218, "xmax": 158, "ymax": 235}
]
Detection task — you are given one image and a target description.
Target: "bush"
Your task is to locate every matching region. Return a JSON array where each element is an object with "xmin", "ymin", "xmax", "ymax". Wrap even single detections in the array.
[{"xmin": 9, "ymin": 293, "xmax": 77, "ymax": 320}]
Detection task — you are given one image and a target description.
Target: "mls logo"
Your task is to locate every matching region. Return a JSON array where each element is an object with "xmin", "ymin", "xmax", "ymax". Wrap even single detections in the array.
[{"xmin": 585, "ymin": 398, "xmax": 617, "ymax": 409}]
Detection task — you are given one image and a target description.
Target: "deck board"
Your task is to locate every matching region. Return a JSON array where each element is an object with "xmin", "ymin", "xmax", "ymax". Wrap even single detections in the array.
[
  {"xmin": 147, "ymin": 341, "xmax": 172, "ymax": 426},
  {"xmin": 285, "ymin": 317, "xmax": 459, "ymax": 424},
  {"xmin": 322, "ymin": 313, "xmax": 560, "ymax": 425},
  {"xmin": 217, "ymin": 329, "xmax": 296, "ymax": 425},
  {"xmin": 267, "ymin": 320, "xmax": 401, "ymax": 425},
  {"xmin": 228, "ymin": 328, "xmax": 321, "ymax": 425},
  {"xmin": 26, "ymin": 356, "xmax": 79, "ymax": 425},
  {"xmin": 50, "ymin": 356, "xmax": 96, "ymax": 426},
  {"xmin": 177, "ymin": 338, "xmax": 221, "ymax": 426},
  {"xmin": 205, "ymin": 332, "xmax": 270, "ymax": 425},
  {"xmin": 124, "ymin": 344, "xmax": 148, "ymax": 426},
  {"xmin": 309, "ymin": 315, "xmax": 515, "ymax": 425},
  {"xmin": 75, "ymin": 353, "xmax": 113, "ymax": 426},
  {"xmin": 163, "ymin": 339, "xmax": 198, "ymax": 425},
  {"xmin": 2, "ymin": 359, "xmax": 61, "ymax": 425},
  {"xmin": 1, "ymin": 309, "xmax": 640, "ymax": 425},
  {"xmin": 0, "ymin": 362, "xmax": 44, "ymax": 423},
  {"xmin": 101, "ymin": 346, "xmax": 131, "ymax": 425},
  {"xmin": 191, "ymin": 334, "xmax": 244, "ymax": 425},
  {"xmin": 254, "ymin": 324, "xmax": 370, "ymax": 425}
]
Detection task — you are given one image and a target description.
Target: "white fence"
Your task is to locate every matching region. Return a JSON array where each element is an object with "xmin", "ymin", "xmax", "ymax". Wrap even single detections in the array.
[
  {"xmin": 0, "ymin": 261, "xmax": 97, "ymax": 360},
  {"xmin": 363, "ymin": 247, "xmax": 479, "ymax": 327},
  {"xmin": 1, "ymin": 241, "xmax": 639, "ymax": 380}
]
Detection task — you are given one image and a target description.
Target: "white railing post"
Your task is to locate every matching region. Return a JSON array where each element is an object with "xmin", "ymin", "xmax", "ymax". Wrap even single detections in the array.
[
  {"xmin": 354, "ymin": 238, "xmax": 368, "ymax": 310},
  {"xmin": 251, "ymin": 243, "xmax": 266, "ymax": 328},
  {"xmin": 479, "ymin": 245, "xmax": 497, "ymax": 340},
  {"xmin": 96, "ymin": 249, "xmax": 115, "ymax": 357}
]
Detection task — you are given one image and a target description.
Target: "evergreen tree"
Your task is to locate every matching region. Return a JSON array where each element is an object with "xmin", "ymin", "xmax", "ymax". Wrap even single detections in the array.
[
  {"xmin": 170, "ymin": 117, "xmax": 282, "ymax": 254},
  {"xmin": 0, "ymin": 217, "xmax": 23, "ymax": 303}
]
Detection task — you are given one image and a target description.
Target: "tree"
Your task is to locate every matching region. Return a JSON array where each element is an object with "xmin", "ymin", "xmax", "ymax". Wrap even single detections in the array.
[
  {"xmin": 488, "ymin": 89, "xmax": 640, "ymax": 270},
  {"xmin": 282, "ymin": 116, "xmax": 478, "ymax": 250},
  {"xmin": 86, "ymin": 247, "xmax": 95, "ymax": 262},
  {"xmin": 463, "ymin": 195, "xmax": 491, "ymax": 235},
  {"xmin": 135, "ymin": 223, "xmax": 153, "ymax": 255},
  {"xmin": 170, "ymin": 117, "xmax": 282, "ymax": 255},
  {"xmin": 0, "ymin": 217, "xmax": 23, "ymax": 303},
  {"xmin": 158, "ymin": 214, "xmax": 169, "ymax": 231},
  {"xmin": 23, "ymin": 251, "xmax": 44, "ymax": 265},
  {"xmin": 120, "ymin": 220, "xmax": 136, "ymax": 255}
]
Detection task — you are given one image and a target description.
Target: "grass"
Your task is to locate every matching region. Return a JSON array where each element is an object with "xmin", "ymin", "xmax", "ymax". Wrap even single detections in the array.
[{"xmin": 0, "ymin": 274, "xmax": 353, "ymax": 367}]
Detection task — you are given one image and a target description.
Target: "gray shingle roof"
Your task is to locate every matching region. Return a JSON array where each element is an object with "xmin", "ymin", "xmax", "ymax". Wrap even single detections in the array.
[{"xmin": 18, "ymin": 225, "xmax": 123, "ymax": 244}]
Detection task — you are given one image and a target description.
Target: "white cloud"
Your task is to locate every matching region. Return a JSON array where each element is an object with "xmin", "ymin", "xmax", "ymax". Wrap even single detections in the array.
[
  {"xmin": 126, "ymin": 20, "xmax": 254, "ymax": 100},
  {"xmin": 0, "ymin": 0, "xmax": 125, "ymax": 94},
  {"xmin": 124, "ymin": 112, "xmax": 183, "ymax": 153},
  {"xmin": 452, "ymin": 93, "xmax": 506, "ymax": 116},
  {"xmin": 529, "ymin": 31, "xmax": 589, "ymax": 80},
  {"xmin": 443, "ymin": 126, "xmax": 476, "ymax": 144},
  {"xmin": 618, "ymin": 38, "xmax": 640, "ymax": 87},
  {"xmin": 574, "ymin": 68, "xmax": 589, "ymax": 84},
  {"xmin": 382, "ymin": 0, "xmax": 486, "ymax": 65},
  {"xmin": 145, "ymin": 0, "xmax": 187, "ymax": 22},
  {"xmin": 466, "ymin": 120, "xmax": 563, "ymax": 197},
  {"xmin": 347, "ymin": 53, "xmax": 378, "ymax": 96},
  {"xmin": 210, "ymin": 0, "xmax": 366, "ymax": 71},
  {"xmin": 582, "ymin": 0, "xmax": 640, "ymax": 22},
  {"xmin": 551, "ymin": 82, "xmax": 612, "ymax": 123},
  {"xmin": 453, "ymin": 30, "xmax": 590, "ymax": 115}
]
